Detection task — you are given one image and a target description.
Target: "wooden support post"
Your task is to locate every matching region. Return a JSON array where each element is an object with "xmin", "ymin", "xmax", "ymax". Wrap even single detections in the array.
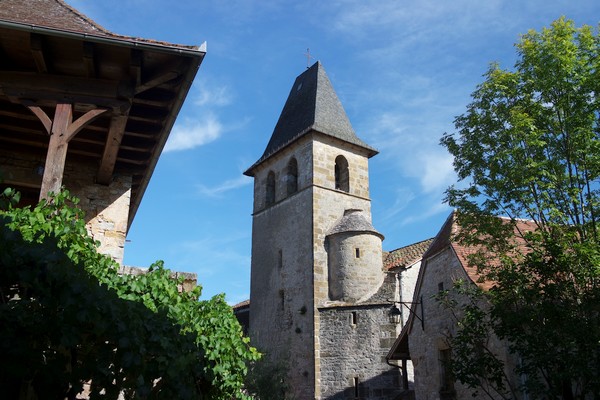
[
  {"xmin": 36, "ymin": 103, "xmax": 107, "ymax": 200},
  {"xmin": 40, "ymin": 103, "xmax": 71, "ymax": 199}
]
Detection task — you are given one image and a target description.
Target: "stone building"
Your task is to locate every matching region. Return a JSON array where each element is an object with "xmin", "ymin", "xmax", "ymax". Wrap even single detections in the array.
[
  {"xmin": 0, "ymin": 0, "xmax": 204, "ymax": 273},
  {"xmin": 244, "ymin": 62, "xmax": 431, "ymax": 400},
  {"xmin": 387, "ymin": 212, "xmax": 527, "ymax": 400}
]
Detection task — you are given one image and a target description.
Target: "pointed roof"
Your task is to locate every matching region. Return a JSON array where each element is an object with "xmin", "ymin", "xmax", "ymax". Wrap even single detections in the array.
[
  {"xmin": 245, "ymin": 62, "xmax": 377, "ymax": 175},
  {"xmin": 327, "ymin": 209, "xmax": 384, "ymax": 240}
]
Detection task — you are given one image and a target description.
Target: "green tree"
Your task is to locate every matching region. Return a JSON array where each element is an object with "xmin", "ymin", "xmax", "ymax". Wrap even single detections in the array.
[
  {"xmin": 440, "ymin": 18, "xmax": 600, "ymax": 399},
  {"xmin": 0, "ymin": 188, "xmax": 259, "ymax": 399}
]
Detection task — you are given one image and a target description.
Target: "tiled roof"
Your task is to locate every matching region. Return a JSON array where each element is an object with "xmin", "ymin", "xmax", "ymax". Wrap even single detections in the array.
[
  {"xmin": 245, "ymin": 62, "xmax": 377, "ymax": 175},
  {"xmin": 387, "ymin": 212, "xmax": 538, "ymax": 361},
  {"xmin": 232, "ymin": 299, "xmax": 250, "ymax": 310},
  {"xmin": 0, "ymin": 0, "xmax": 198, "ymax": 50},
  {"xmin": 383, "ymin": 238, "xmax": 434, "ymax": 271},
  {"xmin": 424, "ymin": 211, "xmax": 537, "ymax": 290}
]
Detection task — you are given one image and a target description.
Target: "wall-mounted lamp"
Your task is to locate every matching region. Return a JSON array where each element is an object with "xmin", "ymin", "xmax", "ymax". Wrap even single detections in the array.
[{"xmin": 389, "ymin": 304, "xmax": 402, "ymax": 324}]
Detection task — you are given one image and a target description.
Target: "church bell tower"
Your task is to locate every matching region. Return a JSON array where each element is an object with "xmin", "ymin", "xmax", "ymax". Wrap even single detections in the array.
[{"xmin": 245, "ymin": 62, "xmax": 392, "ymax": 400}]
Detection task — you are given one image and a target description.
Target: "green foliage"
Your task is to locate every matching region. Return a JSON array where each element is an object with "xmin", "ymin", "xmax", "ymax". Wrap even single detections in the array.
[
  {"xmin": 0, "ymin": 189, "xmax": 259, "ymax": 399},
  {"xmin": 440, "ymin": 18, "xmax": 600, "ymax": 399},
  {"xmin": 244, "ymin": 358, "xmax": 291, "ymax": 400}
]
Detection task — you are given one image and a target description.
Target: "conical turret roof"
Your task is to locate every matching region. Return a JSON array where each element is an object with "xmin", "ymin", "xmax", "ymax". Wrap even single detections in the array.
[
  {"xmin": 245, "ymin": 62, "xmax": 377, "ymax": 175},
  {"xmin": 327, "ymin": 209, "xmax": 384, "ymax": 240}
]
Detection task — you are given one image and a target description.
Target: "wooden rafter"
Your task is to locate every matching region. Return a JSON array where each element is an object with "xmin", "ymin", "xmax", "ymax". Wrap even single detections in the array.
[
  {"xmin": 97, "ymin": 114, "xmax": 128, "ymax": 184},
  {"xmin": 130, "ymin": 49, "xmax": 142, "ymax": 87},
  {"xmin": 134, "ymin": 70, "xmax": 180, "ymax": 95},
  {"xmin": 83, "ymin": 42, "xmax": 96, "ymax": 78},
  {"xmin": 30, "ymin": 34, "xmax": 48, "ymax": 73}
]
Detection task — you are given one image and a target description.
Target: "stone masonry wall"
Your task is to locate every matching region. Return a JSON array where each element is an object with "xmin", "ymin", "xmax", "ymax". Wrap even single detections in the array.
[
  {"xmin": 410, "ymin": 248, "xmax": 520, "ymax": 400},
  {"xmin": 319, "ymin": 305, "xmax": 403, "ymax": 400},
  {"xmin": 312, "ymin": 136, "xmax": 375, "ymax": 398},
  {"xmin": 249, "ymin": 138, "xmax": 316, "ymax": 399},
  {"xmin": 328, "ymin": 232, "xmax": 384, "ymax": 302},
  {"xmin": 0, "ymin": 149, "xmax": 131, "ymax": 265}
]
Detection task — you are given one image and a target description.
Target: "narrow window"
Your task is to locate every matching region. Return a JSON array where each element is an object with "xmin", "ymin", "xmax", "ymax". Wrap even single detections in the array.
[
  {"xmin": 439, "ymin": 348, "xmax": 455, "ymax": 394},
  {"xmin": 279, "ymin": 289, "xmax": 285, "ymax": 310},
  {"xmin": 438, "ymin": 282, "xmax": 444, "ymax": 292},
  {"xmin": 353, "ymin": 377, "xmax": 359, "ymax": 398},
  {"xmin": 355, "ymin": 248, "xmax": 361, "ymax": 258},
  {"xmin": 334, "ymin": 155, "xmax": 349, "ymax": 192},
  {"xmin": 278, "ymin": 249, "xmax": 283, "ymax": 269},
  {"xmin": 350, "ymin": 311, "xmax": 357, "ymax": 325},
  {"xmin": 266, "ymin": 171, "xmax": 275, "ymax": 206},
  {"xmin": 286, "ymin": 157, "xmax": 298, "ymax": 195}
]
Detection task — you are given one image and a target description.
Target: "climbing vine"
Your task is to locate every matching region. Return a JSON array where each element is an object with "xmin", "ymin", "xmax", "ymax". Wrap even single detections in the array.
[{"xmin": 0, "ymin": 188, "xmax": 259, "ymax": 399}]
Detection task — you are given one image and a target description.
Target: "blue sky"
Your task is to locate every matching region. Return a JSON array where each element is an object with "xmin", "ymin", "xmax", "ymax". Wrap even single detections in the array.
[{"xmin": 70, "ymin": 0, "xmax": 599, "ymax": 305}]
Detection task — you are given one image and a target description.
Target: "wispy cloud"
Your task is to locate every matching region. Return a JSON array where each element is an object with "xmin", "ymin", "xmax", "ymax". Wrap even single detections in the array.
[
  {"xmin": 400, "ymin": 201, "xmax": 451, "ymax": 227},
  {"xmin": 164, "ymin": 114, "xmax": 222, "ymax": 152},
  {"xmin": 163, "ymin": 79, "xmax": 237, "ymax": 152},
  {"xmin": 194, "ymin": 82, "xmax": 233, "ymax": 107},
  {"xmin": 196, "ymin": 175, "xmax": 252, "ymax": 198}
]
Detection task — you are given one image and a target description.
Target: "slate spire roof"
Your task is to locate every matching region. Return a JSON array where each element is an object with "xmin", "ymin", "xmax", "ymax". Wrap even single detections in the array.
[{"xmin": 245, "ymin": 62, "xmax": 377, "ymax": 175}]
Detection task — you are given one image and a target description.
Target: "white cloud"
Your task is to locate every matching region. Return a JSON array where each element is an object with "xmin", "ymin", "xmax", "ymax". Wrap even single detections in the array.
[
  {"xmin": 164, "ymin": 114, "xmax": 222, "ymax": 152},
  {"xmin": 400, "ymin": 201, "xmax": 451, "ymax": 227},
  {"xmin": 196, "ymin": 175, "xmax": 252, "ymax": 198},
  {"xmin": 415, "ymin": 151, "xmax": 455, "ymax": 194},
  {"xmin": 194, "ymin": 82, "xmax": 233, "ymax": 107},
  {"xmin": 162, "ymin": 79, "xmax": 238, "ymax": 153}
]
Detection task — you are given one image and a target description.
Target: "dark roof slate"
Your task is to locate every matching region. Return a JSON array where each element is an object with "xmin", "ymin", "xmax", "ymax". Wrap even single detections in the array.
[
  {"xmin": 245, "ymin": 62, "xmax": 376, "ymax": 175},
  {"xmin": 0, "ymin": 0, "xmax": 198, "ymax": 50},
  {"xmin": 327, "ymin": 209, "xmax": 384, "ymax": 239}
]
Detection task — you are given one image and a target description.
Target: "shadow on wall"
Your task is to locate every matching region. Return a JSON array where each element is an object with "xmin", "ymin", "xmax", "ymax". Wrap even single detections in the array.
[{"xmin": 324, "ymin": 372, "xmax": 414, "ymax": 400}]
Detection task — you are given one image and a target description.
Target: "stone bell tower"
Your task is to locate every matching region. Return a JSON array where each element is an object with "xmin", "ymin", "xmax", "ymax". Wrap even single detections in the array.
[{"xmin": 245, "ymin": 62, "xmax": 400, "ymax": 400}]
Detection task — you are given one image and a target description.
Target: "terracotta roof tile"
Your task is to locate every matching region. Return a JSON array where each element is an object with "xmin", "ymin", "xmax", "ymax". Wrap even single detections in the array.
[
  {"xmin": 0, "ymin": 0, "xmax": 198, "ymax": 50},
  {"xmin": 384, "ymin": 238, "xmax": 434, "ymax": 270},
  {"xmin": 232, "ymin": 299, "xmax": 250, "ymax": 309},
  {"xmin": 425, "ymin": 211, "xmax": 538, "ymax": 290}
]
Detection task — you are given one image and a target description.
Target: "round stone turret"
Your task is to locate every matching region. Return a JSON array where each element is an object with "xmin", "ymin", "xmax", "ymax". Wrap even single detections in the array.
[{"xmin": 326, "ymin": 209, "xmax": 384, "ymax": 302}]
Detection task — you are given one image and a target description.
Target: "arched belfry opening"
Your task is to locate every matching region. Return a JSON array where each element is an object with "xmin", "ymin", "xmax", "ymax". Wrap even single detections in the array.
[
  {"xmin": 266, "ymin": 171, "xmax": 276, "ymax": 206},
  {"xmin": 335, "ymin": 155, "xmax": 349, "ymax": 192},
  {"xmin": 286, "ymin": 157, "xmax": 298, "ymax": 195}
]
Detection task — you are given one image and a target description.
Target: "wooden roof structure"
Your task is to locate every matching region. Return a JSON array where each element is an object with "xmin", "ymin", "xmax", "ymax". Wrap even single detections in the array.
[{"xmin": 0, "ymin": 0, "xmax": 205, "ymax": 228}]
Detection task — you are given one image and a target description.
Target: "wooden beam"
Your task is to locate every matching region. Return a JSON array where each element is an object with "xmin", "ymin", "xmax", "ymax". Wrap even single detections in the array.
[
  {"xmin": 39, "ymin": 104, "xmax": 108, "ymax": 199},
  {"xmin": 130, "ymin": 49, "xmax": 142, "ymax": 87},
  {"xmin": 0, "ymin": 72, "xmax": 132, "ymax": 113},
  {"xmin": 66, "ymin": 108, "xmax": 107, "ymax": 142},
  {"xmin": 83, "ymin": 42, "xmax": 96, "ymax": 78},
  {"xmin": 40, "ymin": 103, "xmax": 72, "ymax": 199},
  {"xmin": 30, "ymin": 34, "xmax": 48, "ymax": 73},
  {"xmin": 97, "ymin": 114, "xmax": 128, "ymax": 185},
  {"xmin": 27, "ymin": 106, "xmax": 52, "ymax": 134},
  {"xmin": 135, "ymin": 70, "xmax": 179, "ymax": 95}
]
